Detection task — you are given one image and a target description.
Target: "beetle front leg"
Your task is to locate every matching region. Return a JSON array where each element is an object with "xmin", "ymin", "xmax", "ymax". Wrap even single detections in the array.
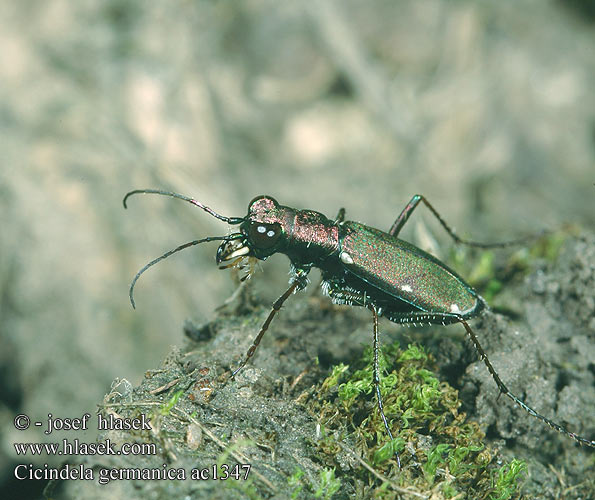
[
  {"xmin": 389, "ymin": 194, "xmax": 539, "ymax": 248},
  {"xmin": 231, "ymin": 269, "xmax": 309, "ymax": 378}
]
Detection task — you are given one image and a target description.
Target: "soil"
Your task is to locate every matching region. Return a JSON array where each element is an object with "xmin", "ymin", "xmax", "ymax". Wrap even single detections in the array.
[{"xmin": 50, "ymin": 233, "xmax": 594, "ymax": 499}]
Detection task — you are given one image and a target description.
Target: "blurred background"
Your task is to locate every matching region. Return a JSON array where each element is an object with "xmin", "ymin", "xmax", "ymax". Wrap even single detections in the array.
[{"xmin": 1, "ymin": 0, "xmax": 594, "ymax": 497}]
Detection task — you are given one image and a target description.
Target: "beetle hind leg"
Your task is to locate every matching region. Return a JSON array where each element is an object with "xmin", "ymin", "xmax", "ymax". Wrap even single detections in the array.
[
  {"xmin": 389, "ymin": 194, "xmax": 542, "ymax": 248},
  {"xmin": 458, "ymin": 318, "xmax": 595, "ymax": 448}
]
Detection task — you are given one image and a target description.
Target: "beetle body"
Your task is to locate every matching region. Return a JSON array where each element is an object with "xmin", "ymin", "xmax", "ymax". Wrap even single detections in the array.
[
  {"xmin": 217, "ymin": 196, "xmax": 483, "ymax": 327},
  {"xmin": 124, "ymin": 189, "xmax": 594, "ymax": 465}
]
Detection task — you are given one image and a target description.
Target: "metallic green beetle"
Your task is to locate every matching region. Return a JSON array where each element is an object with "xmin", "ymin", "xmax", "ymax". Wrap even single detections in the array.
[{"xmin": 124, "ymin": 190, "xmax": 595, "ymax": 466}]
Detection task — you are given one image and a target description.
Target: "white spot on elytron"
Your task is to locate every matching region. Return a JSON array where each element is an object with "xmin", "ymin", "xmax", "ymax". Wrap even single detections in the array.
[
  {"xmin": 340, "ymin": 251, "xmax": 354, "ymax": 264},
  {"xmin": 401, "ymin": 284, "xmax": 413, "ymax": 293},
  {"xmin": 266, "ymin": 230, "xmax": 275, "ymax": 237},
  {"xmin": 257, "ymin": 225, "xmax": 266, "ymax": 233},
  {"xmin": 450, "ymin": 303, "xmax": 461, "ymax": 313},
  {"xmin": 229, "ymin": 246, "xmax": 250, "ymax": 258}
]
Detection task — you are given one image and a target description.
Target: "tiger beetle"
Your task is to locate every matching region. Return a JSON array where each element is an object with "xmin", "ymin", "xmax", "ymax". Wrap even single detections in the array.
[{"xmin": 123, "ymin": 189, "xmax": 595, "ymax": 466}]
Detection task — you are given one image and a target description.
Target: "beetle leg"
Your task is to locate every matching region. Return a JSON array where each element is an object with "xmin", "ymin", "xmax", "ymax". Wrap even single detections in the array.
[
  {"xmin": 388, "ymin": 194, "xmax": 423, "ymax": 237},
  {"xmin": 334, "ymin": 207, "xmax": 346, "ymax": 224},
  {"xmin": 389, "ymin": 194, "xmax": 541, "ymax": 248},
  {"xmin": 231, "ymin": 280, "xmax": 300, "ymax": 378},
  {"xmin": 369, "ymin": 303, "xmax": 402, "ymax": 468},
  {"xmin": 231, "ymin": 269, "xmax": 309, "ymax": 378},
  {"xmin": 323, "ymin": 281, "xmax": 402, "ymax": 465},
  {"xmin": 459, "ymin": 318, "xmax": 595, "ymax": 448},
  {"xmin": 389, "ymin": 309, "xmax": 595, "ymax": 447}
]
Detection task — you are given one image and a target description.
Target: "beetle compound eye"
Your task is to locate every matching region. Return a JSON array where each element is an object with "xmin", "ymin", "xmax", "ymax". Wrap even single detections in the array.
[{"xmin": 249, "ymin": 222, "xmax": 281, "ymax": 249}]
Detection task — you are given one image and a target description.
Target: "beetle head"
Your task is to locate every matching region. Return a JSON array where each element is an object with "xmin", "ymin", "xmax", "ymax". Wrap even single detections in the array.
[{"xmin": 216, "ymin": 196, "xmax": 289, "ymax": 264}]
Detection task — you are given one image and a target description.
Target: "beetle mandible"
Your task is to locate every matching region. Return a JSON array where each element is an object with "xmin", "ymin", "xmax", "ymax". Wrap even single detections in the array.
[{"xmin": 123, "ymin": 189, "xmax": 595, "ymax": 466}]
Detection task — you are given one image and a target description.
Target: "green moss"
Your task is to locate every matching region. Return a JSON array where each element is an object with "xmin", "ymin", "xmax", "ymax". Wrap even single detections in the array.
[
  {"xmin": 313, "ymin": 468, "xmax": 342, "ymax": 499},
  {"xmin": 307, "ymin": 342, "xmax": 526, "ymax": 499},
  {"xmin": 490, "ymin": 459, "xmax": 527, "ymax": 500},
  {"xmin": 288, "ymin": 468, "xmax": 305, "ymax": 499},
  {"xmin": 287, "ymin": 466, "xmax": 342, "ymax": 500},
  {"xmin": 159, "ymin": 389, "xmax": 183, "ymax": 415}
]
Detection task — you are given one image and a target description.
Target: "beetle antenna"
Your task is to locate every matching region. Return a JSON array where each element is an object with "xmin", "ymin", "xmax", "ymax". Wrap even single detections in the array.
[
  {"xmin": 129, "ymin": 234, "xmax": 243, "ymax": 309},
  {"xmin": 123, "ymin": 189, "xmax": 244, "ymax": 225}
]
